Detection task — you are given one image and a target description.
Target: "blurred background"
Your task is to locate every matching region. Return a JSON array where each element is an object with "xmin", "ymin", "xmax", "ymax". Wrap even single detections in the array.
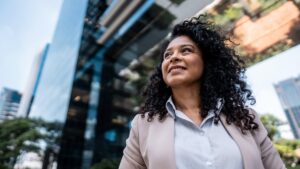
[{"xmin": 0, "ymin": 0, "xmax": 300, "ymax": 168}]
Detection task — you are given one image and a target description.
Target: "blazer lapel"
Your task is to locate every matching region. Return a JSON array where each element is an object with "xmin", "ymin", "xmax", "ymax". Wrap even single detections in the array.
[
  {"xmin": 149, "ymin": 114, "xmax": 177, "ymax": 169},
  {"xmin": 220, "ymin": 114, "xmax": 253, "ymax": 169}
]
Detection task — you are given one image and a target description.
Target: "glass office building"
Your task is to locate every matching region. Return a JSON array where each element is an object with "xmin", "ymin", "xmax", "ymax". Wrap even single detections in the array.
[
  {"xmin": 27, "ymin": 0, "xmax": 212, "ymax": 168},
  {"xmin": 274, "ymin": 75, "xmax": 300, "ymax": 139},
  {"xmin": 0, "ymin": 87, "xmax": 22, "ymax": 121},
  {"xmin": 18, "ymin": 44, "xmax": 49, "ymax": 117}
]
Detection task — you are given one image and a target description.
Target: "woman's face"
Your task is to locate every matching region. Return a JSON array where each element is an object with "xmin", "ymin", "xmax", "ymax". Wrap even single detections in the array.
[{"xmin": 161, "ymin": 35, "xmax": 204, "ymax": 88}]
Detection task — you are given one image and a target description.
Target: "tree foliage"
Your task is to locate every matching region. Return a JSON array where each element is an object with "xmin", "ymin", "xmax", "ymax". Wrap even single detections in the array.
[
  {"xmin": 0, "ymin": 118, "xmax": 61, "ymax": 169},
  {"xmin": 260, "ymin": 114, "xmax": 300, "ymax": 166},
  {"xmin": 260, "ymin": 113, "xmax": 281, "ymax": 140},
  {"xmin": 275, "ymin": 139, "xmax": 300, "ymax": 167}
]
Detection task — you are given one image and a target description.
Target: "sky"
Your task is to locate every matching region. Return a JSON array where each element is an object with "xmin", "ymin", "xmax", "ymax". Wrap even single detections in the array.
[
  {"xmin": 0, "ymin": 0, "xmax": 63, "ymax": 92},
  {"xmin": 246, "ymin": 44, "xmax": 300, "ymax": 121}
]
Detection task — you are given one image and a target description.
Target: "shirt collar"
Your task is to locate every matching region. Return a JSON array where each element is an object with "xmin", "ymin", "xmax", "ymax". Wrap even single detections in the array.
[
  {"xmin": 165, "ymin": 96, "xmax": 224, "ymax": 119},
  {"xmin": 166, "ymin": 96, "xmax": 176, "ymax": 119}
]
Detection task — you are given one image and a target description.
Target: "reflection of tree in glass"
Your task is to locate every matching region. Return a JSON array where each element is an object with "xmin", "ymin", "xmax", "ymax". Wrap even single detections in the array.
[{"xmin": 0, "ymin": 118, "xmax": 62, "ymax": 169}]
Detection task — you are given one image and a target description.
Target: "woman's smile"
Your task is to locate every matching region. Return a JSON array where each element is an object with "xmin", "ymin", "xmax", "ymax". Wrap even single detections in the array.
[{"xmin": 168, "ymin": 65, "xmax": 187, "ymax": 74}]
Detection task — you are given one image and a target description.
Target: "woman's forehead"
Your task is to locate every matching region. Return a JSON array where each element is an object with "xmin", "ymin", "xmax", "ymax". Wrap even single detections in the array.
[{"xmin": 166, "ymin": 36, "xmax": 197, "ymax": 50}]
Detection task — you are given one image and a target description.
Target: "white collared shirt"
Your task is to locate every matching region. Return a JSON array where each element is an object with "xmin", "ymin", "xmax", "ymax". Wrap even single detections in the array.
[{"xmin": 166, "ymin": 97, "xmax": 244, "ymax": 169}]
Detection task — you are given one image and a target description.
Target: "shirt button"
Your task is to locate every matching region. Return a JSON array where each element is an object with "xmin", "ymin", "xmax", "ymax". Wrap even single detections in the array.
[{"xmin": 199, "ymin": 130, "xmax": 205, "ymax": 136}]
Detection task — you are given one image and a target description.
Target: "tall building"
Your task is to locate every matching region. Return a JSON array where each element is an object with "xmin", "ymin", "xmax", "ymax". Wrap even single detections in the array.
[
  {"xmin": 0, "ymin": 87, "xmax": 22, "ymax": 121},
  {"xmin": 27, "ymin": 0, "xmax": 213, "ymax": 169},
  {"xmin": 18, "ymin": 44, "xmax": 49, "ymax": 117},
  {"xmin": 274, "ymin": 75, "xmax": 300, "ymax": 139}
]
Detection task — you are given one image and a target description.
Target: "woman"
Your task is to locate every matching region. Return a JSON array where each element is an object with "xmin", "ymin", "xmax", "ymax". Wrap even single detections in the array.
[{"xmin": 119, "ymin": 16, "xmax": 286, "ymax": 169}]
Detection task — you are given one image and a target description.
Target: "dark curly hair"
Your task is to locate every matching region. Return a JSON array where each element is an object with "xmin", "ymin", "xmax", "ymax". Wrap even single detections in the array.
[{"xmin": 139, "ymin": 15, "xmax": 258, "ymax": 133}]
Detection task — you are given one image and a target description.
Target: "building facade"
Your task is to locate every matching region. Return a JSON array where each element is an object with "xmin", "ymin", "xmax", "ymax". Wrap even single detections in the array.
[
  {"xmin": 0, "ymin": 87, "xmax": 22, "ymax": 121},
  {"xmin": 27, "ymin": 0, "xmax": 212, "ymax": 169},
  {"xmin": 18, "ymin": 44, "xmax": 49, "ymax": 117},
  {"xmin": 274, "ymin": 75, "xmax": 300, "ymax": 139}
]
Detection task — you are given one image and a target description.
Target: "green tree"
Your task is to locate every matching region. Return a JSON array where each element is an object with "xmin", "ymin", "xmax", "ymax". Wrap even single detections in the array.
[
  {"xmin": 0, "ymin": 118, "xmax": 61, "ymax": 169},
  {"xmin": 260, "ymin": 114, "xmax": 300, "ymax": 166},
  {"xmin": 260, "ymin": 114, "xmax": 281, "ymax": 140},
  {"xmin": 275, "ymin": 139, "xmax": 300, "ymax": 167}
]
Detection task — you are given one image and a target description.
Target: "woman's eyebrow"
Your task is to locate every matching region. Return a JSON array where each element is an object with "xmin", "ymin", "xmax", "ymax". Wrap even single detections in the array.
[
  {"xmin": 165, "ymin": 47, "xmax": 173, "ymax": 52},
  {"xmin": 180, "ymin": 44, "xmax": 194, "ymax": 48},
  {"xmin": 165, "ymin": 44, "xmax": 195, "ymax": 52}
]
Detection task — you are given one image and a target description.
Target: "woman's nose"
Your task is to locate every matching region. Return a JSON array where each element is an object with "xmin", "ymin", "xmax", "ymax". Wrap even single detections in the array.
[{"xmin": 170, "ymin": 53, "xmax": 181, "ymax": 62}]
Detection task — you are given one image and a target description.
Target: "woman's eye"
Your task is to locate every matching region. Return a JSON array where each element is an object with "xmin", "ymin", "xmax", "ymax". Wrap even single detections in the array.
[
  {"xmin": 182, "ymin": 48, "xmax": 192, "ymax": 53},
  {"xmin": 164, "ymin": 52, "xmax": 171, "ymax": 59}
]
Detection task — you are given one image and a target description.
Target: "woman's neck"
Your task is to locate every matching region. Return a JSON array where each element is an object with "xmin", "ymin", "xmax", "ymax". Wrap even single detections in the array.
[{"xmin": 172, "ymin": 85, "xmax": 201, "ymax": 115}]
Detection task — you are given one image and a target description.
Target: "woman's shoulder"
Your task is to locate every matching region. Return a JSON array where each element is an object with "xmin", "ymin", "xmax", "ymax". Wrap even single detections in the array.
[
  {"xmin": 247, "ymin": 108, "xmax": 265, "ymax": 129},
  {"xmin": 131, "ymin": 113, "xmax": 153, "ymax": 129},
  {"xmin": 131, "ymin": 112, "xmax": 172, "ymax": 131},
  {"xmin": 247, "ymin": 108, "xmax": 260, "ymax": 122},
  {"xmin": 132, "ymin": 112, "xmax": 165, "ymax": 122},
  {"xmin": 221, "ymin": 107, "xmax": 266, "ymax": 136},
  {"xmin": 247, "ymin": 108, "xmax": 269, "ymax": 142}
]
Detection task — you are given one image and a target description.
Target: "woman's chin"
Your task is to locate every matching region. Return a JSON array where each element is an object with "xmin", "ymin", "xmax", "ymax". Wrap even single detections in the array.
[
  {"xmin": 167, "ymin": 80, "xmax": 188, "ymax": 88},
  {"xmin": 166, "ymin": 78, "xmax": 201, "ymax": 89}
]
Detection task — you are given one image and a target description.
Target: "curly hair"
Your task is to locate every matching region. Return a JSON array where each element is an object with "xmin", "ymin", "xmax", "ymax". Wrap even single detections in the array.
[{"xmin": 139, "ymin": 15, "xmax": 258, "ymax": 133}]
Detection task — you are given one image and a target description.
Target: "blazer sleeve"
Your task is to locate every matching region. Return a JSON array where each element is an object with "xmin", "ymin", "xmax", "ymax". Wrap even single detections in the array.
[
  {"xmin": 119, "ymin": 115, "xmax": 146, "ymax": 169},
  {"xmin": 250, "ymin": 108, "xmax": 287, "ymax": 169}
]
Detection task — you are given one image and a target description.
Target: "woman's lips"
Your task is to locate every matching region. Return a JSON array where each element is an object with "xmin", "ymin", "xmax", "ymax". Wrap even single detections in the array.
[{"xmin": 168, "ymin": 65, "xmax": 186, "ymax": 73}]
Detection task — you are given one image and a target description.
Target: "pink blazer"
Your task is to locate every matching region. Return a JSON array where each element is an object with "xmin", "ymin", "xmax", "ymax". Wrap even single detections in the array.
[{"xmin": 119, "ymin": 109, "xmax": 286, "ymax": 169}]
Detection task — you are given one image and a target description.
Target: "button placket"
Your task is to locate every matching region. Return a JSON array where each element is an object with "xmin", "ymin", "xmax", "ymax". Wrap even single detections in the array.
[{"xmin": 199, "ymin": 129, "xmax": 205, "ymax": 136}]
